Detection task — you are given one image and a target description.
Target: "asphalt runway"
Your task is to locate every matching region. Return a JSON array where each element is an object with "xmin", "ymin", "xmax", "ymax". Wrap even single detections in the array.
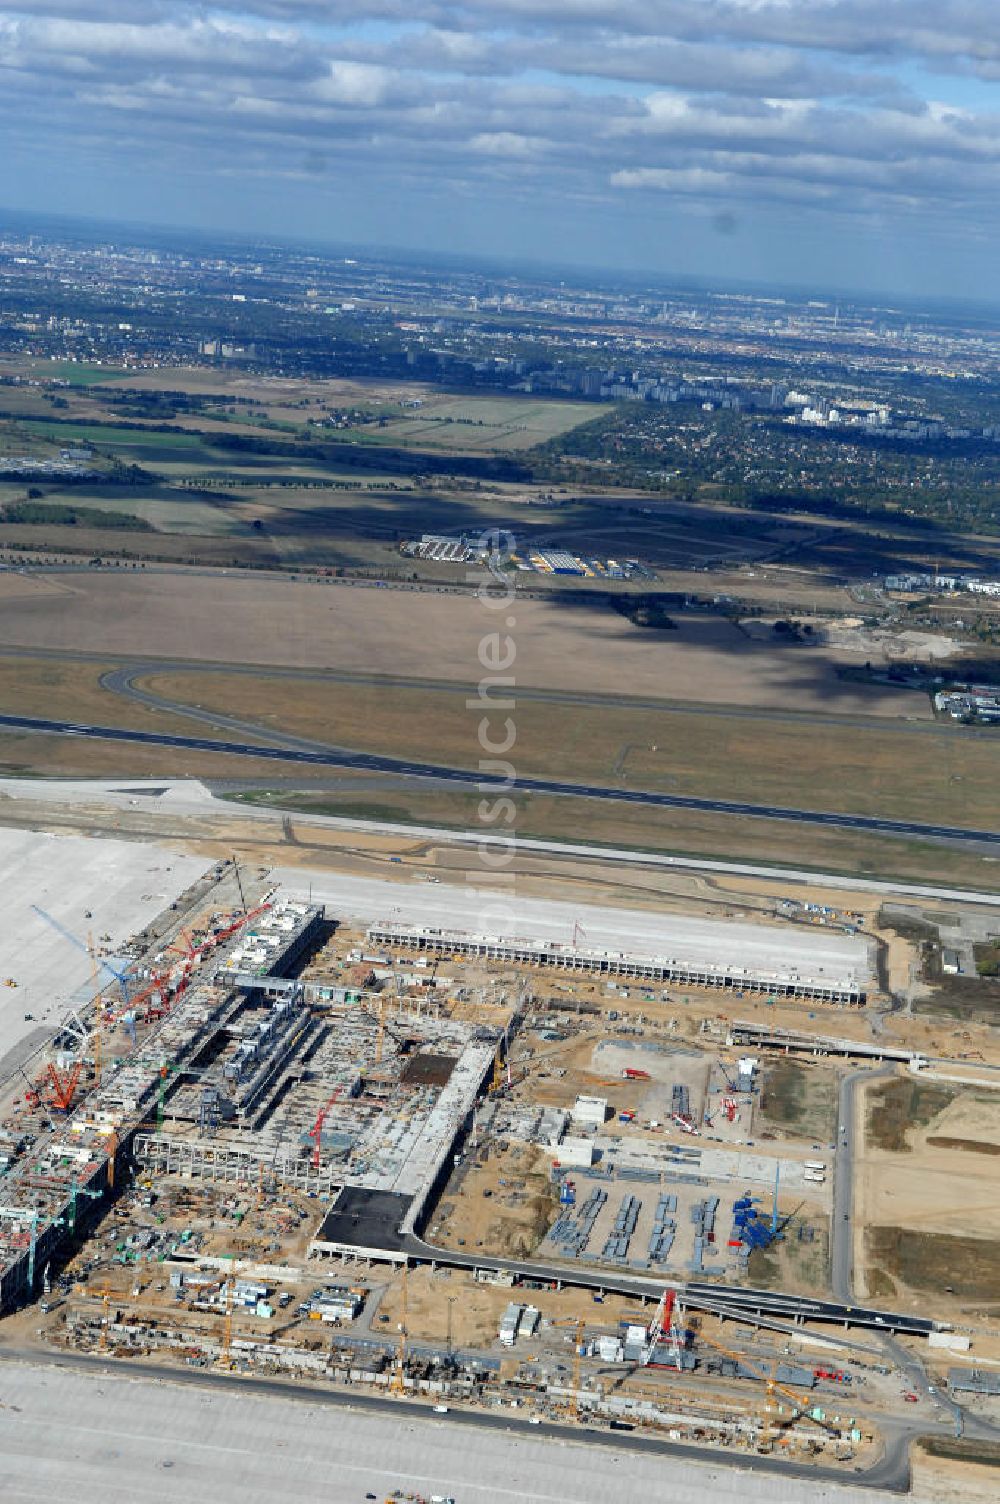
[{"xmin": 0, "ymin": 711, "xmax": 996, "ymax": 848}]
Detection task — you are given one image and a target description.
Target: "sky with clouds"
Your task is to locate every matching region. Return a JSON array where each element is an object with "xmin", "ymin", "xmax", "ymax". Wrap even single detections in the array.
[{"xmin": 3, "ymin": 1, "xmax": 1000, "ymax": 296}]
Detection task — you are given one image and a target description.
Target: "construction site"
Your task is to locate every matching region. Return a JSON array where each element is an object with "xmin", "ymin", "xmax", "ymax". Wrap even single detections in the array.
[{"xmin": 0, "ymin": 840, "xmax": 996, "ymax": 1487}]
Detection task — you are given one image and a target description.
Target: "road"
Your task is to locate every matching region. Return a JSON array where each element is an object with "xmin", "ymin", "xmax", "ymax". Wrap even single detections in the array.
[
  {"xmin": 831, "ymin": 1066, "xmax": 896, "ymax": 1306},
  {"xmin": 340, "ymin": 1219, "xmax": 936, "ymax": 1337},
  {"xmin": 825, "ymin": 1070, "xmax": 1000, "ymax": 1451},
  {"xmin": 0, "ymin": 1346, "xmax": 920, "ymax": 1497},
  {"xmin": 0, "ymin": 709, "xmax": 997, "ymax": 848}
]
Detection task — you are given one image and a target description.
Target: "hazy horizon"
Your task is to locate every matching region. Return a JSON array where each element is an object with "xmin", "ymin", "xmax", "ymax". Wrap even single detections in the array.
[{"xmin": 6, "ymin": 201, "xmax": 1000, "ymax": 323}]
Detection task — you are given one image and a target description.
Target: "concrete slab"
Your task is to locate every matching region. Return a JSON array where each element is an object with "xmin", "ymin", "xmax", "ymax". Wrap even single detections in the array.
[
  {"xmin": 0, "ymin": 826, "xmax": 208, "ymax": 1073},
  {"xmin": 273, "ymin": 869, "xmax": 873, "ymax": 991}
]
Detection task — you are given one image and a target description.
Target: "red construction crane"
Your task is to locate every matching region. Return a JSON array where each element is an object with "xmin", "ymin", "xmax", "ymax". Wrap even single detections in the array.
[
  {"xmin": 309, "ymin": 1087, "xmax": 346, "ymax": 1170},
  {"xmin": 44, "ymin": 1061, "xmax": 84, "ymax": 1114},
  {"xmin": 213, "ymin": 901, "xmax": 272, "ymax": 947},
  {"xmin": 646, "ymin": 1287, "xmax": 685, "ymax": 1369},
  {"xmin": 170, "ymin": 928, "xmax": 203, "ymax": 964}
]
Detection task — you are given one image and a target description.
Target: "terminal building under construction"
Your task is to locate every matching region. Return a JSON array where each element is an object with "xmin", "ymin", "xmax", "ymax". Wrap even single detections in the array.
[
  {"xmin": 0, "ymin": 893, "xmax": 870, "ymax": 1313},
  {"xmin": 366, "ymin": 923, "xmax": 868, "ymax": 1006}
]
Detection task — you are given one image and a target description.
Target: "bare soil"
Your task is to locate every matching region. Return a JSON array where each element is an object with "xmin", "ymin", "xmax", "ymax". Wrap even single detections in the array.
[
  {"xmin": 758, "ymin": 1058, "xmax": 839, "ymax": 1143},
  {"xmin": 857, "ymin": 1080, "xmax": 1000, "ymax": 1308},
  {"xmin": 866, "ymin": 1079, "xmax": 958, "ymax": 1153}
]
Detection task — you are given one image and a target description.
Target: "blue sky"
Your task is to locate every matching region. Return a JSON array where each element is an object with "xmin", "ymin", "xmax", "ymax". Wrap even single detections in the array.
[{"xmin": 2, "ymin": 1, "xmax": 1000, "ymax": 296}]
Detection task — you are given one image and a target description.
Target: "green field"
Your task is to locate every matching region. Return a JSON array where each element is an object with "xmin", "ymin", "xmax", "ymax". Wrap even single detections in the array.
[
  {"xmin": 867, "ymin": 1225, "xmax": 1000, "ymax": 1300},
  {"xmin": 18, "ymin": 419, "xmax": 203, "ymax": 450},
  {"xmin": 45, "ymin": 362, "xmax": 128, "ymax": 386},
  {"xmin": 865, "ymin": 1079, "xmax": 957, "ymax": 1152},
  {"xmin": 336, "ymin": 393, "xmax": 609, "ymax": 452}
]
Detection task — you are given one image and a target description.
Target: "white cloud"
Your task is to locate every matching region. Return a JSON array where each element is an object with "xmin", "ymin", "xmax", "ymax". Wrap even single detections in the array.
[
  {"xmin": 314, "ymin": 61, "xmax": 395, "ymax": 107},
  {"xmin": 3, "ymin": 0, "xmax": 1000, "ymax": 267},
  {"xmin": 469, "ymin": 131, "xmax": 539, "ymax": 156}
]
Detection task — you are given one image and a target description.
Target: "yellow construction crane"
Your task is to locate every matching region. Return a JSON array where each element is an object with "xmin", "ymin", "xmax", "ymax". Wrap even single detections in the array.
[
  {"xmin": 551, "ymin": 1317, "xmax": 587, "ymax": 1421},
  {"xmin": 106, "ymin": 1128, "xmax": 118, "ymax": 1190},
  {"xmin": 694, "ymin": 1324, "xmax": 840, "ymax": 1447},
  {"xmin": 99, "ymin": 1289, "xmax": 111, "ymax": 1354},
  {"xmin": 219, "ymin": 1256, "xmax": 236, "ymax": 1369},
  {"xmin": 569, "ymin": 1317, "xmax": 586, "ymax": 1422},
  {"xmin": 490, "ymin": 1041, "xmax": 508, "ymax": 1094},
  {"xmin": 389, "ymin": 1261, "xmax": 408, "ymax": 1396}
]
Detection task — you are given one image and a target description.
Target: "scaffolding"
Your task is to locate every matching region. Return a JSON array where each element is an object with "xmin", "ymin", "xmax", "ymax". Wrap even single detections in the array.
[{"xmin": 133, "ymin": 1132, "xmax": 338, "ymax": 1193}]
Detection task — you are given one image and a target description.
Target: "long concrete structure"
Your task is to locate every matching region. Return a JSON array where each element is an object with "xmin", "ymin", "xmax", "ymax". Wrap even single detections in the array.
[
  {"xmin": 7, "ymin": 775, "xmax": 1000, "ymax": 909},
  {"xmin": 729, "ymin": 1021, "xmax": 921, "ymax": 1062},
  {"xmin": 368, "ymin": 922, "xmax": 868, "ymax": 1004}
]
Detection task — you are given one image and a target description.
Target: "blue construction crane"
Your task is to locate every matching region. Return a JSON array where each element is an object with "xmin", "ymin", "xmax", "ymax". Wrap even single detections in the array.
[
  {"xmin": 771, "ymin": 1162, "xmax": 781, "ymax": 1237},
  {"xmin": 66, "ymin": 1178, "xmax": 102, "ymax": 1235},
  {"xmin": 31, "ymin": 905, "xmax": 133, "ymax": 1002}
]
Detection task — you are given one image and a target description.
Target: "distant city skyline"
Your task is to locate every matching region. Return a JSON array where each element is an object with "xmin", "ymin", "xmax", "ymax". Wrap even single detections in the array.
[{"xmin": 2, "ymin": 2, "xmax": 1000, "ymax": 298}]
